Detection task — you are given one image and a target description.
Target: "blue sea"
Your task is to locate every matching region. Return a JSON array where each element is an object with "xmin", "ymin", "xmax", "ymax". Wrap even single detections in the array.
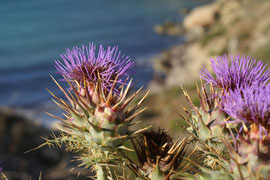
[{"xmin": 0, "ymin": 0, "xmax": 211, "ymax": 126}]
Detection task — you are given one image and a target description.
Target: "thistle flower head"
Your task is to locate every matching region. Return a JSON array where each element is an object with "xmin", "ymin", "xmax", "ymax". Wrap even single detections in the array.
[
  {"xmin": 200, "ymin": 54, "xmax": 270, "ymax": 91},
  {"xmin": 55, "ymin": 43, "xmax": 134, "ymax": 94},
  {"xmin": 222, "ymin": 87, "xmax": 270, "ymax": 139}
]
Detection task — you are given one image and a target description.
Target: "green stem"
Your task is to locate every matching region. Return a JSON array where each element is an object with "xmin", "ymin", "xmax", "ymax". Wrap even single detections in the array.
[{"xmin": 97, "ymin": 164, "xmax": 108, "ymax": 180}]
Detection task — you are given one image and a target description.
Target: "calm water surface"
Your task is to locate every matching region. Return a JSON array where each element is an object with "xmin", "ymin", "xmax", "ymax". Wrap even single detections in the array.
[{"xmin": 0, "ymin": 0, "xmax": 211, "ymax": 125}]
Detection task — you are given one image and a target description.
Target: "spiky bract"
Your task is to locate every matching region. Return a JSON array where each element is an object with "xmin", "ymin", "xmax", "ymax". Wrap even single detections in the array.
[
  {"xmin": 181, "ymin": 83, "xmax": 226, "ymax": 142},
  {"xmin": 200, "ymin": 54, "xmax": 270, "ymax": 91},
  {"xmin": 132, "ymin": 128, "xmax": 187, "ymax": 179},
  {"xmin": 181, "ymin": 84, "xmax": 228, "ymax": 170},
  {"xmin": 55, "ymin": 43, "xmax": 134, "ymax": 94},
  {"xmin": 48, "ymin": 76, "xmax": 148, "ymax": 149}
]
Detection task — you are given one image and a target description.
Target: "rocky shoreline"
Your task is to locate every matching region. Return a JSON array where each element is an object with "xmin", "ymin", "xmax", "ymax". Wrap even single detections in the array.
[
  {"xmin": 150, "ymin": 0, "xmax": 270, "ymax": 92},
  {"xmin": 0, "ymin": 108, "xmax": 91, "ymax": 180}
]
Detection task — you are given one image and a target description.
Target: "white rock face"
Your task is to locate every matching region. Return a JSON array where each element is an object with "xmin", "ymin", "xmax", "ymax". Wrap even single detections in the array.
[{"xmin": 183, "ymin": 3, "xmax": 219, "ymax": 31}]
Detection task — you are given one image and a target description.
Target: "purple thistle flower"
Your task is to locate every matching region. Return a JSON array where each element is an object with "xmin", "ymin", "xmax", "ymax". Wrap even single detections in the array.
[
  {"xmin": 221, "ymin": 87, "xmax": 270, "ymax": 135},
  {"xmin": 200, "ymin": 54, "xmax": 270, "ymax": 91},
  {"xmin": 55, "ymin": 43, "xmax": 134, "ymax": 93}
]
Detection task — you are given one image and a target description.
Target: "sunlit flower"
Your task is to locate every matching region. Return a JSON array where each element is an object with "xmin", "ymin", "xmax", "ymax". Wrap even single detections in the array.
[
  {"xmin": 200, "ymin": 54, "xmax": 270, "ymax": 91},
  {"xmin": 51, "ymin": 43, "xmax": 148, "ymax": 148},
  {"xmin": 221, "ymin": 87, "xmax": 270, "ymax": 136},
  {"xmin": 55, "ymin": 43, "xmax": 134, "ymax": 93}
]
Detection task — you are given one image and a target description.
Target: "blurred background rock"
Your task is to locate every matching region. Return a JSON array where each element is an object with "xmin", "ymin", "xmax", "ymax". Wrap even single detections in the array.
[{"xmin": 0, "ymin": 108, "xmax": 91, "ymax": 179}]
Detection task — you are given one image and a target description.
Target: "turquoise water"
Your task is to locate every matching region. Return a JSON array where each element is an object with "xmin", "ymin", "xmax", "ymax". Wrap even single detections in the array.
[{"xmin": 0, "ymin": 0, "xmax": 211, "ymax": 121}]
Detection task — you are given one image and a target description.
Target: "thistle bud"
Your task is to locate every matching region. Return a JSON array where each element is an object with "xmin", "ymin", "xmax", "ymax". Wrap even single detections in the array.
[
  {"xmin": 88, "ymin": 79, "xmax": 148, "ymax": 148},
  {"xmin": 132, "ymin": 129, "xmax": 187, "ymax": 179}
]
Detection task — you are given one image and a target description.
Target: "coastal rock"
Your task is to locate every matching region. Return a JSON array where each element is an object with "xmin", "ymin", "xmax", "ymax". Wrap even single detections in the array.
[
  {"xmin": 0, "ymin": 108, "xmax": 89, "ymax": 179},
  {"xmin": 183, "ymin": 3, "xmax": 219, "ymax": 33},
  {"xmin": 150, "ymin": 43, "xmax": 210, "ymax": 93},
  {"xmin": 185, "ymin": 26, "xmax": 204, "ymax": 41},
  {"xmin": 154, "ymin": 21, "xmax": 184, "ymax": 36}
]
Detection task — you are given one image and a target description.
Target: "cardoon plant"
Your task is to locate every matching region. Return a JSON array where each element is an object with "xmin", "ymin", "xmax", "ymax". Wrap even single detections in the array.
[
  {"xmin": 41, "ymin": 43, "xmax": 150, "ymax": 179},
  {"xmin": 181, "ymin": 54, "xmax": 270, "ymax": 179},
  {"xmin": 221, "ymin": 87, "xmax": 270, "ymax": 174},
  {"xmin": 200, "ymin": 54, "xmax": 270, "ymax": 91},
  {"xmin": 39, "ymin": 48, "xmax": 270, "ymax": 179},
  {"xmin": 52, "ymin": 43, "xmax": 146, "ymax": 148}
]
